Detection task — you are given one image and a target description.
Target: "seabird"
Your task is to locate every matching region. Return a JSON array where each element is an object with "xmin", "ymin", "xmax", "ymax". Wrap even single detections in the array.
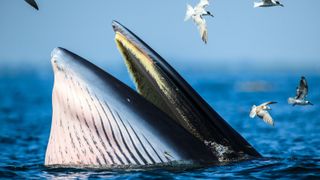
[
  {"xmin": 184, "ymin": 0, "xmax": 214, "ymax": 44},
  {"xmin": 288, "ymin": 76, "xmax": 313, "ymax": 106},
  {"xmin": 250, "ymin": 101, "xmax": 277, "ymax": 126},
  {"xmin": 254, "ymin": 0, "xmax": 284, "ymax": 8},
  {"xmin": 24, "ymin": 0, "xmax": 39, "ymax": 10}
]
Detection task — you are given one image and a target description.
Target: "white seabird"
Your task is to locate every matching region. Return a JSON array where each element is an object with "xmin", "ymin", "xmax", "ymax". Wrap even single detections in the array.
[
  {"xmin": 185, "ymin": 0, "xmax": 214, "ymax": 44},
  {"xmin": 254, "ymin": 0, "xmax": 284, "ymax": 8},
  {"xmin": 288, "ymin": 76, "xmax": 313, "ymax": 106},
  {"xmin": 250, "ymin": 101, "xmax": 277, "ymax": 126}
]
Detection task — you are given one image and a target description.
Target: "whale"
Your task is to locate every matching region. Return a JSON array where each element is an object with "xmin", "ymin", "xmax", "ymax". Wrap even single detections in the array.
[{"xmin": 45, "ymin": 21, "xmax": 261, "ymax": 169}]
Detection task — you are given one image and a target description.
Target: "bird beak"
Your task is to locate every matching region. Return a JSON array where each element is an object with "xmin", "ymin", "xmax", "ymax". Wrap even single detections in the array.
[
  {"xmin": 280, "ymin": 4, "xmax": 284, "ymax": 7},
  {"xmin": 206, "ymin": 11, "xmax": 214, "ymax": 17},
  {"xmin": 309, "ymin": 102, "xmax": 314, "ymax": 105}
]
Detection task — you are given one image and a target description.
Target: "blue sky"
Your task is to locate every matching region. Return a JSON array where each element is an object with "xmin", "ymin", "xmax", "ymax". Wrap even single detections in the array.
[{"xmin": 0, "ymin": 0, "xmax": 319, "ymax": 70}]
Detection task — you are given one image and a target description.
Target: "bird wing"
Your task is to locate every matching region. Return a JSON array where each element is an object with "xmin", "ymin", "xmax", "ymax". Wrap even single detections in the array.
[
  {"xmin": 193, "ymin": 15, "xmax": 208, "ymax": 43},
  {"xmin": 263, "ymin": 0, "xmax": 273, "ymax": 3},
  {"xmin": 196, "ymin": 0, "xmax": 210, "ymax": 9},
  {"xmin": 185, "ymin": 4, "xmax": 195, "ymax": 21},
  {"xmin": 25, "ymin": 0, "xmax": 39, "ymax": 10},
  {"xmin": 260, "ymin": 101, "xmax": 277, "ymax": 107},
  {"xmin": 249, "ymin": 105, "xmax": 257, "ymax": 118},
  {"xmin": 296, "ymin": 76, "xmax": 308, "ymax": 99},
  {"xmin": 258, "ymin": 110, "xmax": 274, "ymax": 126}
]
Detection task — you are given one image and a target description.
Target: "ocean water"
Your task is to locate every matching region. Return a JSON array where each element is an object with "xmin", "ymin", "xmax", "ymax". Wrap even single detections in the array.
[{"xmin": 0, "ymin": 65, "xmax": 319, "ymax": 179}]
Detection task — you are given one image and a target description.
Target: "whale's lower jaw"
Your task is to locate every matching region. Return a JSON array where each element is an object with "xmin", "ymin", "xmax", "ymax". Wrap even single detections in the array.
[{"xmin": 45, "ymin": 47, "xmax": 218, "ymax": 168}]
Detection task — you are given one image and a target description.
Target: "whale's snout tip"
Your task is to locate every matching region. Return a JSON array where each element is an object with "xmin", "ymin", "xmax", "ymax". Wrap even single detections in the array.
[
  {"xmin": 51, "ymin": 47, "xmax": 65, "ymax": 58},
  {"xmin": 111, "ymin": 20, "xmax": 120, "ymax": 31},
  {"xmin": 112, "ymin": 20, "xmax": 127, "ymax": 34},
  {"xmin": 51, "ymin": 47, "xmax": 67, "ymax": 71}
]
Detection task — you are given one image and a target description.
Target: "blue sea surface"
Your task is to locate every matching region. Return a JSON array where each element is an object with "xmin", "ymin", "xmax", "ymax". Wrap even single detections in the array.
[{"xmin": 0, "ymin": 64, "xmax": 319, "ymax": 179}]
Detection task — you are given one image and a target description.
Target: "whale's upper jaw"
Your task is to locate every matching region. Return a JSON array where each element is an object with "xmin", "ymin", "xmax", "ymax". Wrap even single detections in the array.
[{"xmin": 112, "ymin": 20, "xmax": 261, "ymax": 159}]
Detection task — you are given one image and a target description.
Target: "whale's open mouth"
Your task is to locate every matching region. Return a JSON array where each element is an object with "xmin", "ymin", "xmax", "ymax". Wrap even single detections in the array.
[
  {"xmin": 114, "ymin": 25, "xmax": 178, "ymax": 127},
  {"xmin": 113, "ymin": 20, "xmax": 261, "ymax": 159},
  {"xmin": 45, "ymin": 21, "xmax": 261, "ymax": 169}
]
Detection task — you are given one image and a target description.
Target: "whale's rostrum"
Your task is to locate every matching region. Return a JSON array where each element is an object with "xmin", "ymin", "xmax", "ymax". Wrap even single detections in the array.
[{"xmin": 112, "ymin": 20, "xmax": 261, "ymax": 160}]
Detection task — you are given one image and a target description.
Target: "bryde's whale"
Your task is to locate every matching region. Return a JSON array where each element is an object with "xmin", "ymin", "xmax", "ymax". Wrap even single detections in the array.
[{"xmin": 45, "ymin": 21, "xmax": 260, "ymax": 168}]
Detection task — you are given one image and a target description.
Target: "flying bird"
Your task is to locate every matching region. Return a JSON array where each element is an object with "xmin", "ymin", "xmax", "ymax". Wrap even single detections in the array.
[
  {"xmin": 254, "ymin": 0, "xmax": 284, "ymax": 8},
  {"xmin": 288, "ymin": 76, "xmax": 313, "ymax": 106},
  {"xmin": 250, "ymin": 101, "xmax": 277, "ymax": 126},
  {"xmin": 25, "ymin": 0, "xmax": 39, "ymax": 10},
  {"xmin": 185, "ymin": 0, "xmax": 214, "ymax": 44}
]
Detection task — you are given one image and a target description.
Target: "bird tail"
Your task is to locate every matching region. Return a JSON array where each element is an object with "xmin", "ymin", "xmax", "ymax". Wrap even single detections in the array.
[
  {"xmin": 184, "ymin": 4, "xmax": 194, "ymax": 21},
  {"xmin": 288, "ymin": 97, "xmax": 295, "ymax": 105},
  {"xmin": 253, "ymin": 2, "xmax": 261, "ymax": 8},
  {"xmin": 249, "ymin": 105, "xmax": 257, "ymax": 118}
]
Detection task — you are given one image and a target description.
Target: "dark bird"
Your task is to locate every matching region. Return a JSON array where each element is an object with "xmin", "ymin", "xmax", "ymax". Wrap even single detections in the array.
[
  {"xmin": 288, "ymin": 76, "xmax": 313, "ymax": 106},
  {"xmin": 254, "ymin": 0, "xmax": 284, "ymax": 8},
  {"xmin": 25, "ymin": 0, "xmax": 39, "ymax": 10}
]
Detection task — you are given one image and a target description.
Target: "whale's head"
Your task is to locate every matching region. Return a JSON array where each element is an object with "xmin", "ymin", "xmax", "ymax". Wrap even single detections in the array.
[{"xmin": 45, "ymin": 21, "xmax": 260, "ymax": 168}]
